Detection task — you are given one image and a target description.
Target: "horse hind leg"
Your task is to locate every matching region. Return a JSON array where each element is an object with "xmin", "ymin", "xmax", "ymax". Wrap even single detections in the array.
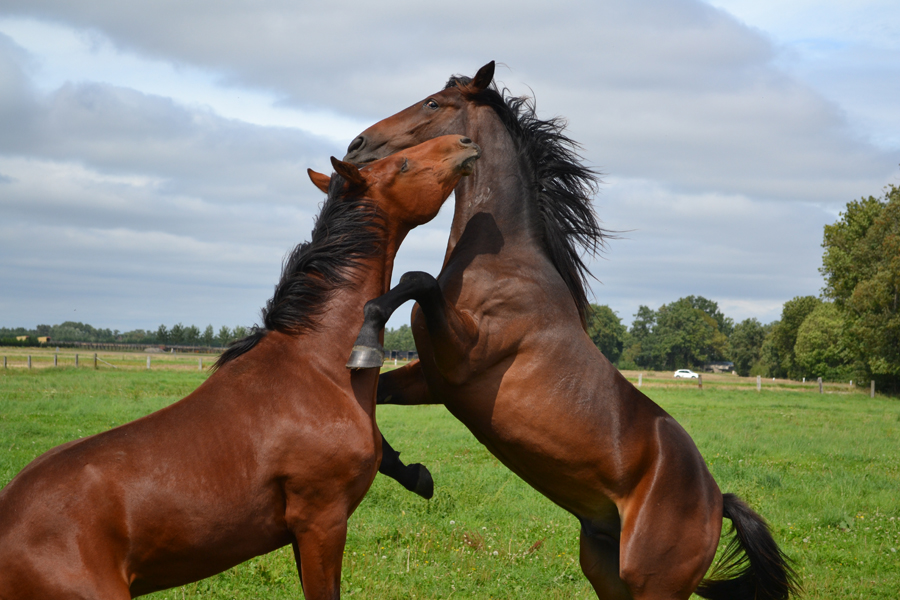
[{"xmin": 579, "ymin": 524, "xmax": 633, "ymax": 600}]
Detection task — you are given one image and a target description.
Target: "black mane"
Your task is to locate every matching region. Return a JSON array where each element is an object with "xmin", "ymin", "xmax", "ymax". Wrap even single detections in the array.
[
  {"xmin": 214, "ymin": 175, "xmax": 385, "ymax": 370},
  {"xmin": 446, "ymin": 75, "xmax": 606, "ymax": 326}
]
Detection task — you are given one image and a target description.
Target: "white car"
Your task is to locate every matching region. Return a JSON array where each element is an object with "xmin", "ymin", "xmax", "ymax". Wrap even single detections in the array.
[{"xmin": 673, "ymin": 369, "xmax": 699, "ymax": 379}]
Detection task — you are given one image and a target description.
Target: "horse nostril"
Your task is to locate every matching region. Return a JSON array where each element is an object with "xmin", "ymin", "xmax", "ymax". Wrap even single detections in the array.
[
  {"xmin": 347, "ymin": 136, "xmax": 365, "ymax": 154},
  {"xmin": 460, "ymin": 137, "xmax": 473, "ymax": 146}
]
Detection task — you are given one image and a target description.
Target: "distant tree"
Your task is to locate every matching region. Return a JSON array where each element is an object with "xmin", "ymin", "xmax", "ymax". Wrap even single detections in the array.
[
  {"xmin": 623, "ymin": 297, "xmax": 729, "ymax": 371},
  {"xmin": 586, "ymin": 304, "xmax": 626, "ymax": 363},
  {"xmin": 232, "ymin": 325, "xmax": 248, "ymax": 340},
  {"xmin": 120, "ymin": 329, "xmax": 155, "ymax": 344},
  {"xmin": 621, "ymin": 305, "xmax": 657, "ymax": 368},
  {"xmin": 766, "ymin": 296, "xmax": 821, "ymax": 379},
  {"xmin": 202, "ymin": 325, "xmax": 215, "ymax": 346},
  {"xmin": 156, "ymin": 324, "xmax": 169, "ymax": 344},
  {"xmin": 684, "ymin": 295, "xmax": 734, "ymax": 337},
  {"xmin": 36, "ymin": 324, "xmax": 51, "ymax": 337},
  {"xmin": 794, "ymin": 302, "xmax": 852, "ymax": 382},
  {"xmin": 0, "ymin": 327, "xmax": 31, "ymax": 339},
  {"xmin": 183, "ymin": 325, "xmax": 200, "ymax": 345},
  {"xmin": 169, "ymin": 323, "xmax": 185, "ymax": 345},
  {"xmin": 384, "ymin": 324, "xmax": 416, "ymax": 352},
  {"xmin": 821, "ymin": 185, "xmax": 900, "ymax": 389},
  {"xmin": 217, "ymin": 326, "xmax": 232, "ymax": 347},
  {"xmin": 653, "ymin": 298, "xmax": 728, "ymax": 369},
  {"xmin": 729, "ymin": 318, "xmax": 767, "ymax": 376}
]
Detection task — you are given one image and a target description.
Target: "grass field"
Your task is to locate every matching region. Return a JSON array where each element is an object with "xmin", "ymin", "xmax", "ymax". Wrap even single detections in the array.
[{"xmin": 1, "ymin": 367, "xmax": 898, "ymax": 598}]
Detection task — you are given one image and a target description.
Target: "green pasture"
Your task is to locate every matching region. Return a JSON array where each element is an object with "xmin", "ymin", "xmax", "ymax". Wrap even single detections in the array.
[{"xmin": 1, "ymin": 368, "xmax": 898, "ymax": 599}]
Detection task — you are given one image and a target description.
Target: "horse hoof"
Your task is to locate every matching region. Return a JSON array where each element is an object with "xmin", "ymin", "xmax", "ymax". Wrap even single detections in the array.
[
  {"xmin": 346, "ymin": 345, "xmax": 385, "ymax": 369},
  {"xmin": 409, "ymin": 463, "xmax": 434, "ymax": 500}
]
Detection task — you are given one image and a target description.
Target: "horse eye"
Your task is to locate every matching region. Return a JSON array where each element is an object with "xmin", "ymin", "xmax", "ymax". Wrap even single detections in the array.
[
  {"xmin": 400, "ymin": 158, "xmax": 410, "ymax": 173},
  {"xmin": 424, "ymin": 99, "xmax": 439, "ymax": 110}
]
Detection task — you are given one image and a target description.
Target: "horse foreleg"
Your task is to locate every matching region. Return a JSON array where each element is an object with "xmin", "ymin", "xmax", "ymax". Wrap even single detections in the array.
[
  {"xmin": 376, "ymin": 363, "xmax": 436, "ymax": 498},
  {"xmin": 378, "ymin": 436, "xmax": 434, "ymax": 499},
  {"xmin": 347, "ymin": 272, "xmax": 431, "ymax": 369},
  {"xmin": 348, "ymin": 271, "xmax": 478, "ymax": 383},
  {"xmin": 289, "ymin": 513, "xmax": 348, "ymax": 600}
]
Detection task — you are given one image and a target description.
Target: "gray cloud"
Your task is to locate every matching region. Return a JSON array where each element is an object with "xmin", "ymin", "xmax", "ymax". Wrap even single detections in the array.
[{"xmin": 5, "ymin": 0, "xmax": 892, "ymax": 204}]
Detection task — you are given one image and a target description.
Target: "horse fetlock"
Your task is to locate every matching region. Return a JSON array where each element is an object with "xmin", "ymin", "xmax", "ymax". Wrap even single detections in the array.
[{"xmin": 362, "ymin": 300, "xmax": 388, "ymax": 330}]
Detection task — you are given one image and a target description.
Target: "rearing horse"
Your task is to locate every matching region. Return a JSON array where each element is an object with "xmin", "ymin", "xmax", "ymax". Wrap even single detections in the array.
[
  {"xmin": 0, "ymin": 135, "xmax": 480, "ymax": 600},
  {"xmin": 344, "ymin": 62, "xmax": 798, "ymax": 600}
]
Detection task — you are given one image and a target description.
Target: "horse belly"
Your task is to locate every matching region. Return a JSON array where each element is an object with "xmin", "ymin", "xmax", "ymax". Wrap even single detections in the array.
[{"xmin": 444, "ymin": 366, "xmax": 625, "ymax": 519}]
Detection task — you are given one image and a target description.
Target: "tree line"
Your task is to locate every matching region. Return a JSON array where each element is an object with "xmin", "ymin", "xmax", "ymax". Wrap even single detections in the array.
[{"xmin": 0, "ymin": 322, "xmax": 251, "ymax": 348}]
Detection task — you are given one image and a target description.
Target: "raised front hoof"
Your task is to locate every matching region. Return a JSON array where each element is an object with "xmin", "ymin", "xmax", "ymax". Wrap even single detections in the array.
[
  {"xmin": 346, "ymin": 345, "xmax": 385, "ymax": 369},
  {"xmin": 406, "ymin": 463, "xmax": 435, "ymax": 500}
]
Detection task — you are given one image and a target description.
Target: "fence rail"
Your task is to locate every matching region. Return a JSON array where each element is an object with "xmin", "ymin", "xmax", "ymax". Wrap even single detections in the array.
[
  {"xmin": 16, "ymin": 340, "xmax": 227, "ymax": 353},
  {"xmin": 0, "ymin": 347, "xmax": 420, "ymax": 373}
]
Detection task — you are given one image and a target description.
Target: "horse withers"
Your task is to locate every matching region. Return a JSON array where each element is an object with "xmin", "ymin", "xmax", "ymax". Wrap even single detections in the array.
[
  {"xmin": 0, "ymin": 135, "xmax": 480, "ymax": 600},
  {"xmin": 345, "ymin": 62, "xmax": 798, "ymax": 600}
]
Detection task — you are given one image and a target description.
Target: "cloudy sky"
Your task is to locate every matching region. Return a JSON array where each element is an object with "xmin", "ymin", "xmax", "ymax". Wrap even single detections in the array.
[{"xmin": 1, "ymin": 0, "xmax": 898, "ymax": 334}]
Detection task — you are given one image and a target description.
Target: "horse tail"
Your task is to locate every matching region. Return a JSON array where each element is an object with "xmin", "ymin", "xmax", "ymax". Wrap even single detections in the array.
[{"xmin": 695, "ymin": 493, "xmax": 800, "ymax": 600}]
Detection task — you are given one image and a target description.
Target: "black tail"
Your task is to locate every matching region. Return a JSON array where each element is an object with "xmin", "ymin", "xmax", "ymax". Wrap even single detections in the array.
[{"xmin": 696, "ymin": 493, "xmax": 800, "ymax": 600}]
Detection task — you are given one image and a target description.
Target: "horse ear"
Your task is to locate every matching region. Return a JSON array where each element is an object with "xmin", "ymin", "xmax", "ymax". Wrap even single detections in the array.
[
  {"xmin": 330, "ymin": 157, "xmax": 367, "ymax": 190},
  {"xmin": 471, "ymin": 61, "xmax": 495, "ymax": 91},
  {"xmin": 307, "ymin": 168, "xmax": 331, "ymax": 193}
]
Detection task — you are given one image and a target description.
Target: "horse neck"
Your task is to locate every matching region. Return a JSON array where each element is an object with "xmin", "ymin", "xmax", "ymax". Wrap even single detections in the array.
[
  {"xmin": 306, "ymin": 227, "xmax": 402, "ymax": 364},
  {"xmin": 444, "ymin": 108, "xmax": 537, "ymax": 260}
]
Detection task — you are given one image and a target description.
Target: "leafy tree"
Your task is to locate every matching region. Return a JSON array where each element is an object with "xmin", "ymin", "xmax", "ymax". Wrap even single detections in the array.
[
  {"xmin": 232, "ymin": 325, "xmax": 248, "ymax": 340},
  {"xmin": 384, "ymin": 324, "xmax": 416, "ymax": 352},
  {"xmin": 623, "ymin": 297, "xmax": 729, "ymax": 370},
  {"xmin": 184, "ymin": 325, "xmax": 201, "ymax": 345},
  {"xmin": 217, "ymin": 326, "xmax": 232, "ymax": 347},
  {"xmin": 794, "ymin": 302, "xmax": 852, "ymax": 381},
  {"xmin": 202, "ymin": 325, "xmax": 215, "ymax": 346},
  {"xmin": 729, "ymin": 318, "xmax": 767, "ymax": 376},
  {"xmin": 821, "ymin": 185, "xmax": 900, "ymax": 388},
  {"xmin": 653, "ymin": 298, "xmax": 728, "ymax": 369},
  {"xmin": 621, "ymin": 305, "xmax": 656, "ymax": 368},
  {"xmin": 684, "ymin": 295, "xmax": 734, "ymax": 337},
  {"xmin": 156, "ymin": 324, "xmax": 169, "ymax": 344},
  {"xmin": 169, "ymin": 323, "xmax": 185, "ymax": 345},
  {"xmin": 586, "ymin": 304, "xmax": 626, "ymax": 363},
  {"xmin": 766, "ymin": 296, "xmax": 821, "ymax": 379}
]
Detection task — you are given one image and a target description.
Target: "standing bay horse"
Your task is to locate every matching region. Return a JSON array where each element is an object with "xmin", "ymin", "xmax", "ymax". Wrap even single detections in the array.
[
  {"xmin": 344, "ymin": 62, "xmax": 798, "ymax": 600},
  {"xmin": 0, "ymin": 135, "xmax": 480, "ymax": 599}
]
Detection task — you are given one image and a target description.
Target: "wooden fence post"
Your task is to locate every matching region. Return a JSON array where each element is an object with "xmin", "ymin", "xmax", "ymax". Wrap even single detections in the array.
[
  {"xmin": 75, "ymin": 354, "xmax": 79, "ymax": 368},
  {"xmin": 94, "ymin": 353, "xmax": 98, "ymax": 370},
  {"xmin": 871, "ymin": 380, "xmax": 875, "ymax": 399},
  {"xmin": 638, "ymin": 373, "xmax": 642, "ymax": 387},
  {"xmin": 28, "ymin": 355, "xmax": 32, "ymax": 369},
  {"xmin": 147, "ymin": 355, "xmax": 151, "ymax": 370},
  {"xmin": 756, "ymin": 375, "xmax": 761, "ymax": 392},
  {"xmin": 54, "ymin": 353, "xmax": 58, "ymax": 367},
  {"xmin": 198, "ymin": 358, "xmax": 203, "ymax": 371},
  {"xmin": 698, "ymin": 374, "xmax": 702, "ymax": 389},
  {"xmin": 817, "ymin": 377, "xmax": 823, "ymax": 394}
]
